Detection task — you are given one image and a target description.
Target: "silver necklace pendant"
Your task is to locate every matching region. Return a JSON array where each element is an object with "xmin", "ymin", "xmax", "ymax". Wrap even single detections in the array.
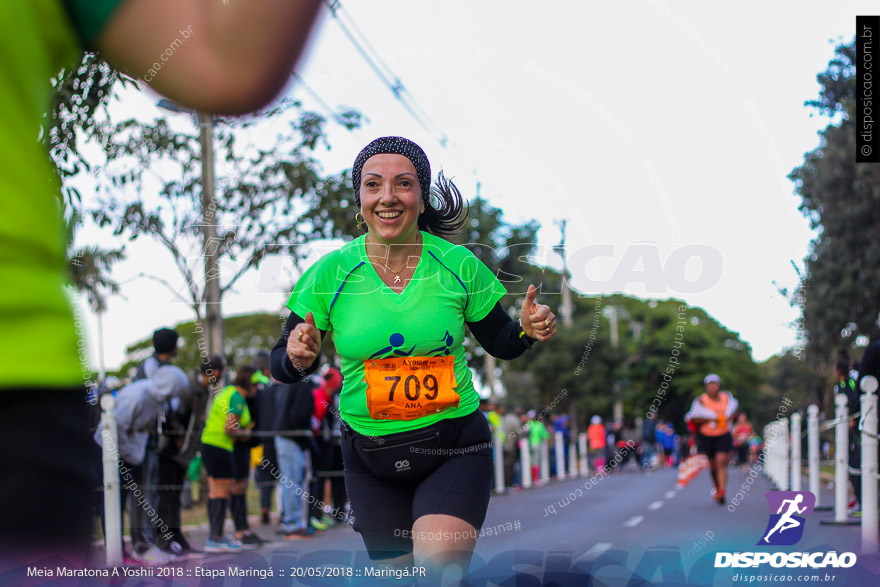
[{"xmin": 393, "ymin": 275, "xmax": 401, "ymax": 284}]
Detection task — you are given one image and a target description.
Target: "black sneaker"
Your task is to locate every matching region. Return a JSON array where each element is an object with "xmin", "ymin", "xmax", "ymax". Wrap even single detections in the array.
[{"xmin": 239, "ymin": 532, "xmax": 263, "ymax": 549}]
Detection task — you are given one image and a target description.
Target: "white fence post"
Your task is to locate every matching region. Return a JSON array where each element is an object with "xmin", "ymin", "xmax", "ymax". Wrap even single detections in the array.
[
  {"xmin": 493, "ymin": 433, "xmax": 505, "ymax": 494},
  {"xmin": 540, "ymin": 438, "xmax": 551, "ymax": 485},
  {"xmin": 781, "ymin": 419, "xmax": 790, "ymax": 491},
  {"xmin": 762, "ymin": 424, "xmax": 773, "ymax": 486},
  {"xmin": 568, "ymin": 440, "xmax": 579, "ymax": 479},
  {"xmin": 834, "ymin": 393, "xmax": 849, "ymax": 523},
  {"xmin": 807, "ymin": 405, "xmax": 824, "ymax": 508},
  {"xmin": 554, "ymin": 431, "xmax": 566, "ymax": 480},
  {"xmin": 99, "ymin": 394, "xmax": 123, "ymax": 567},
  {"xmin": 578, "ymin": 433, "xmax": 589, "ymax": 477},
  {"xmin": 791, "ymin": 412, "xmax": 802, "ymax": 491},
  {"xmin": 860, "ymin": 376, "xmax": 879, "ymax": 555},
  {"xmin": 519, "ymin": 438, "xmax": 532, "ymax": 489}
]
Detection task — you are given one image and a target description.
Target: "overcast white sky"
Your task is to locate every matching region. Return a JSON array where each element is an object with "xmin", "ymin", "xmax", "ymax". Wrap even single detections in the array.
[{"xmin": 73, "ymin": 1, "xmax": 869, "ymax": 373}]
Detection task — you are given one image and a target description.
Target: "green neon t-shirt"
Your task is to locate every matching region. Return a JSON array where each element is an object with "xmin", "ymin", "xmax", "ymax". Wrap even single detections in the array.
[
  {"xmin": 0, "ymin": 0, "xmax": 123, "ymax": 388},
  {"xmin": 201, "ymin": 385, "xmax": 252, "ymax": 452},
  {"xmin": 287, "ymin": 231, "xmax": 506, "ymax": 437}
]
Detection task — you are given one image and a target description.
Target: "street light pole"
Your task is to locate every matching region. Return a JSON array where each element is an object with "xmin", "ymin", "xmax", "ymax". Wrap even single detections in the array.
[
  {"xmin": 158, "ymin": 100, "xmax": 225, "ymax": 356},
  {"xmin": 198, "ymin": 112, "xmax": 225, "ymax": 356}
]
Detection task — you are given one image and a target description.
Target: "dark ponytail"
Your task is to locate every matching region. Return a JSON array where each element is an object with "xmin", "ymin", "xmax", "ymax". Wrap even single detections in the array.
[{"xmin": 418, "ymin": 171, "xmax": 469, "ymax": 237}]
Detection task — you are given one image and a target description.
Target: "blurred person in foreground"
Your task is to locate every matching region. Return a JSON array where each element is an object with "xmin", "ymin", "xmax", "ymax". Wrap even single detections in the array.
[
  {"xmin": 685, "ymin": 374, "xmax": 739, "ymax": 505},
  {"xmin": 1, "ymin": 0, "xmax": 322, "ymax": 559}
]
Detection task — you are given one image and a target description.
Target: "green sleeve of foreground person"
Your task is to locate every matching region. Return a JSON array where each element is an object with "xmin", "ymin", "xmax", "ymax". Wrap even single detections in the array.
[{"xmin": 0, "ymin": 0, "xmax": 125, "ymax": 387}]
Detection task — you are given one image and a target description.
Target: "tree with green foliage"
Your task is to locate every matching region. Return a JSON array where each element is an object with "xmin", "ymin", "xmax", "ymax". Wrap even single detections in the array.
[
  {"xmin": 788, "ymin": 39, "xmax": 880, "ymax": 368},
  {"xmin": 82, "ymin": 96, "xmax": 359, "ymax": 324},
  {"xmin": 47, "ymin": 53, "xmax": 133, "ymax": 310}
]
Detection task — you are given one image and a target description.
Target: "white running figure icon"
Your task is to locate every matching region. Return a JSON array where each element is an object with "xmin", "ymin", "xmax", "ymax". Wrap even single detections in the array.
[{"xmin": 763, "ymin": 494, "xmax": 807, "ymax": 543}]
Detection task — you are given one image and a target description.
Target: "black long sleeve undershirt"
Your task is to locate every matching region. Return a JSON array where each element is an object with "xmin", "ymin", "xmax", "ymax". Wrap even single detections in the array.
[
  {"xmin": 466, "ymin": 302, "xmax": 536, "ymax": 360},
  {"xmin": 270, "ymin": 302, "xmax": 534, "ymax": 383},
  {"xmin": 270, "ymin": 313, "xmax": 327, "ymax": 383}
]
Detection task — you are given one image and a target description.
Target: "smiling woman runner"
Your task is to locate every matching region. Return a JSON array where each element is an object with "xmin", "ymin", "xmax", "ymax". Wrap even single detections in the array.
[{"xmin": 270, "ymin": 136, "xmax": 557, "ymax": 573}]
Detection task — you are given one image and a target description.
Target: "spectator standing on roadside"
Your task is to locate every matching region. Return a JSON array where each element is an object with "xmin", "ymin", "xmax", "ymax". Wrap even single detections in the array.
[
  {"xmin": 551, "ymin": 413, "xmax": 571, "ymax": 473},
  {"xmin": 834, "ymin": 350, "xmax": 862, "ymax": 514},
  {"xmin": 95, "ymin": 365, "xmax": 189, "ymax": 564},
  {"xmin": 156, "ymin": 354, "xmax": 225, "ymax": 557},
  {"xmin": 588, "ymin": 416, "xmax": 606, "ymax": 469},
  {"xmin": 273, "ymin": 375, "xmax": 318, "ymax": 539},
  {"xmin": 200, "ymin": 366, "xmax": 263, "ymax": 552},
  {"xmin": 250, "ymin": 351, "xmax": 278, "ymax": 526},
  {"xmin": 732, "ymin": 414, "xmax": 754, "ymax": 470},
  {"xmin": 135, "ymin": 328, "xmax": 180, "ymax": 381},
  {"xmin": 310, "ymin": 367, "xmax": 345, "ymax": 528},
  {"xmin": 527, "ymin": 411, "xmax": 550, "ymax": 481},
  {"xmin": 133, "ymin": 327, "xmax": 181, "ymax": 542},
  {"xmin": 501, "ymin": 405, "xmax": 521, "ymax": 487},
  {"xmin": 640, "ymin": 416, "xmax": 657, "ymax": 470}
]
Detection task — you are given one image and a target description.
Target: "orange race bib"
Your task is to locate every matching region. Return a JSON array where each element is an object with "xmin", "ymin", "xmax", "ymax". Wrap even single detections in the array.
[{"xmin": 364, "ymin": 356, "xmax": 459, "ymax": 420}]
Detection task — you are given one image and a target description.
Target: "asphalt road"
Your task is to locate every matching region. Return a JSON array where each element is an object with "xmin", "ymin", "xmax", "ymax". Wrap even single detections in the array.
[{"xmin": 13, "ymin": 464, "xmax": 880, "ymax": 586}]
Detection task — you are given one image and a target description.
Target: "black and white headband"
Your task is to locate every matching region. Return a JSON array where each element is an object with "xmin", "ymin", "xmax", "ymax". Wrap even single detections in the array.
[{"xmin": 352, "ymin": 136, "xmax": 431, "ymax": 207}]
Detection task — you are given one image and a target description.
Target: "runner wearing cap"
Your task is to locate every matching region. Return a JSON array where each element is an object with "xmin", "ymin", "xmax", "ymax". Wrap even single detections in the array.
[
  {"xmin": 685, "ymin": 374, "xmax": 739, "ymax": 504},
  {"xmin": 270, "ymin": 136, "xmax": 557, "ymax": 574}
]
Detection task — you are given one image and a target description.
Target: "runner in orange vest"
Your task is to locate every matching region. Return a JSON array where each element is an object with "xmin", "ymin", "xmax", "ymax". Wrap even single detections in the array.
[{"xmin": 684, "ymin": 374, "xmax": 739, "ymax": 504}]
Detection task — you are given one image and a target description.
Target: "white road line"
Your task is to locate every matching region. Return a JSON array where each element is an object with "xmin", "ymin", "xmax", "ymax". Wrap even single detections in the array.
[
  {"xmin": 578, "ymin": 542, "xmax": 613, "ymax": 561},
  {"xmin": 665, "ymin": 491, "xmax": 676, "ymax": 499},
  {"xmin": 648, "ymin": 501, "xmax": 664, "ymax": 511},
  {"xmin": 623, "ymin": 515, "xmax": 644, "ymax": 527}
]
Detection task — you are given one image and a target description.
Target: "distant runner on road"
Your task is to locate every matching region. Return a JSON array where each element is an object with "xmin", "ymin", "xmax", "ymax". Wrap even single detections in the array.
[{"xmin": 685, "ymin": 374, "xmax": 739, "ymax": 505}]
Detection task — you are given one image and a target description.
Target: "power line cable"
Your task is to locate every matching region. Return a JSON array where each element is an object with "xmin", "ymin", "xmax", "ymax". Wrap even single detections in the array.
[{"xmin": 323, "ymin": 0, "xmax": 448, "ymax": 148}]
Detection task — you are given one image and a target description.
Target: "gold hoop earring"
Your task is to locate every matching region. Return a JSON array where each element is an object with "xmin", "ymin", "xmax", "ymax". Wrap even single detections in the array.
[{"xmin": 355, "ymin": 211, "xmax": 366, "ymax": 230}]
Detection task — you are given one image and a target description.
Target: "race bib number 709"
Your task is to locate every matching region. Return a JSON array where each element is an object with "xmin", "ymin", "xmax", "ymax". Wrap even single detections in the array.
[{"xmin": 363, "ymin": 355, "xmax": 459, "ymax": 420}]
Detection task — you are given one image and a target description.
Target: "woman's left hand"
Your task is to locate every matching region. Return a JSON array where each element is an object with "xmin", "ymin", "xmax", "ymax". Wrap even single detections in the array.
[{"xmin": 520, "ymin": 284, "xmax": 557, "ymax": 342}]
